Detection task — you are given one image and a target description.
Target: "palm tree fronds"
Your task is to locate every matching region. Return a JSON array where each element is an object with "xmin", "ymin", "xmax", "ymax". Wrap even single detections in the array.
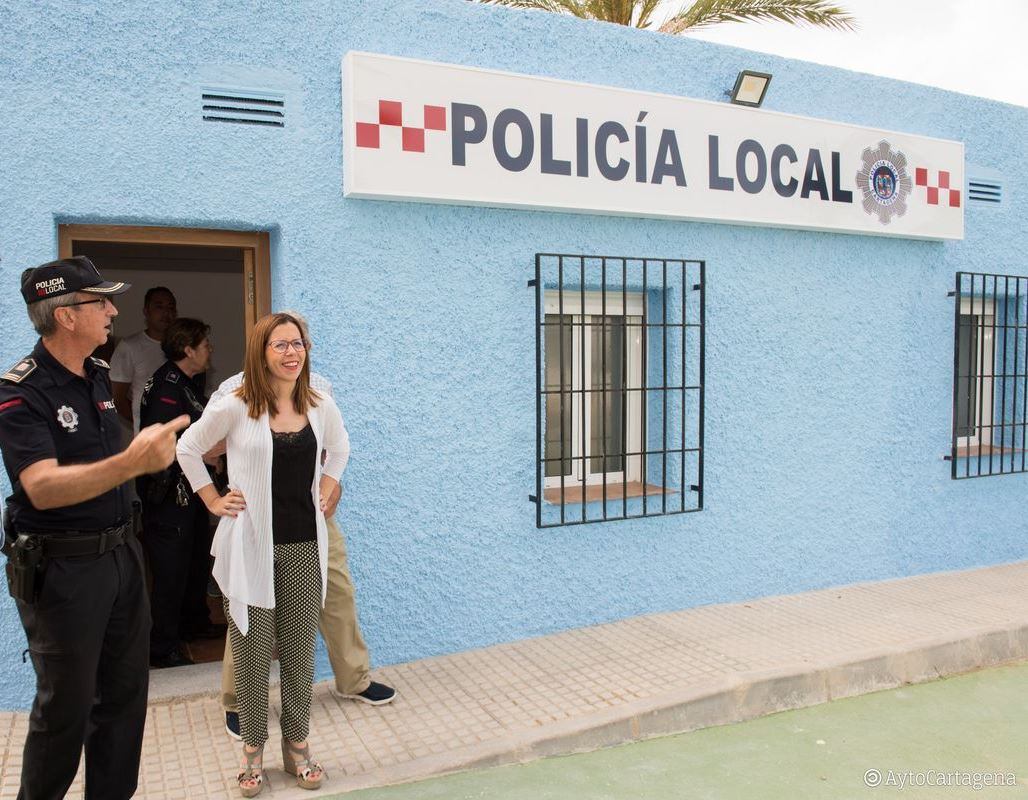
[
  {"xmin": 659, "ymin": 0, "xmax": 856, "ymax": 34},
  {"xmin": 631, "ymin": 0, "xmax": 665, "ymax": 28},
  {"xmin": 471, "ymin": 0, "xmax": 856, "ymax": 33},
  {"xmin": 583, "ymin": 0, "xmax": 664, "ymax": 26}
]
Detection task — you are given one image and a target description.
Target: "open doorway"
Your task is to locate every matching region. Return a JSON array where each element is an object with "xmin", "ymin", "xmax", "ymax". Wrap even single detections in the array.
[
  {"xmin": 60, "ymin": 224, "xmax": 271, "ymax": 666},
  {"xmin": 60, "ymin": 224, "xmax": 271, "ymax": 359},
  {"xmin": 73, "ymin": 240, "xmax": 246, "ymax": 386}
]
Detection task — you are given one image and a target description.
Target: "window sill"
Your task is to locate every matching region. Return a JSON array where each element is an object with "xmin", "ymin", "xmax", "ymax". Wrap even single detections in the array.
[
  {"xmin": 954, "ymin": 445, "xmax": 1024, "ymax": 458},
  {"xmin": 543, "ymin": 481, "xmax": 675, "ymax": 505}
]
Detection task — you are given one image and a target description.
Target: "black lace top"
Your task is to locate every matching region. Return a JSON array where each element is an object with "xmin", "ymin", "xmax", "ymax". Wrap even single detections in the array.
[{"xmin": 270, "ymin": 422, "xmax": 317, "ymax": 545}]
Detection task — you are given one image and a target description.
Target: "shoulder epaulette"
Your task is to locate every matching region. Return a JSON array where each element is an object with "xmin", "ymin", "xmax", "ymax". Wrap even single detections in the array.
[
  {"xmin": 89, "ymin": 356, "xmax": 111, "ymax": 369},
  {"xmin": 2, "ymin": 357, "xmax": 37, "ymax": 384}
]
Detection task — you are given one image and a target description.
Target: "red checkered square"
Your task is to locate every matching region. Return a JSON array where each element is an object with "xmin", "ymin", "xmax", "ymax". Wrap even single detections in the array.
[
  {"xmin": 355, "ymin": 122, "xmax": 380, "ymax": 149},
  {"xmin": 402, "ymin": 127, "xmax": 425, "ymax": 152},
  {"xmin": 355, "ymin": 98, "xmax": 445, "ymax": 155},
  {"xmin": 915, "ymin": 166, "xmax": 961, "ymax": 208},
  {"xmin": 379, "ymin": 100, "xmax": 402, "ymax": 126},
  {"xmin": 424, "ymin": 105, "xmax": 446, "ymax": 131}
]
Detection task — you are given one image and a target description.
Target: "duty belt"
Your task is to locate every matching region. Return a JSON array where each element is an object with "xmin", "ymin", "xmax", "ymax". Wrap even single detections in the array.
[{"xmin": 18, "ymin": 521, "xmax": 132, "ymax": 557}]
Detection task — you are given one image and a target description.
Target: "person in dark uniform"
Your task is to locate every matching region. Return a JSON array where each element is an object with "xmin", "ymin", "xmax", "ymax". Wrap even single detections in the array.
[
  {"xmin": 0, "ymin": 256, "xmax": 189, "ymax": 800},
  {"xmin": 138, "ymin": 317, "xmax": 224, "ymax": 668}
]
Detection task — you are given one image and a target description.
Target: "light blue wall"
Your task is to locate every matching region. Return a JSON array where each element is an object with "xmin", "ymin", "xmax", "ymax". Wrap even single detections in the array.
[{"xmin": 0, "ymin": 0, "xmax": 1025, "ymax": 709}]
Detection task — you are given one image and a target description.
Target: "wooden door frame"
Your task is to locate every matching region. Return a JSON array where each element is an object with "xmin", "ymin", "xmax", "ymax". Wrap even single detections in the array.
[{"xmin": 58, "ymin": 224, "xmax": 271, "ymax": 339}]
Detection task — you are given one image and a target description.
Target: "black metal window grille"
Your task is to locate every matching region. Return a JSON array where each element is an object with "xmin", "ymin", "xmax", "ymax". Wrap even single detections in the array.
[
  {"xmin": 530, "ymin": 253, "xmax": 704, "ymax": 527},
  {"xmin": 950, "ymin": 271, "xmax": 1028, "ymax": 478}
]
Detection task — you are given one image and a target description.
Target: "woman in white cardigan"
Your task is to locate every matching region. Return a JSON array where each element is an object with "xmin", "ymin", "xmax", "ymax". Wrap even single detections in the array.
[{"xmin": 177, "ymin": 312, "xmax": 347, "ymax": 796}]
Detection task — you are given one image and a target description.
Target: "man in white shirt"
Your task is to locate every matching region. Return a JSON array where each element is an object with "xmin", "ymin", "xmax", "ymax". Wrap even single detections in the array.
[{"xmin": 110, "ymin": 286, "xmax": 177, "ymax": 433}]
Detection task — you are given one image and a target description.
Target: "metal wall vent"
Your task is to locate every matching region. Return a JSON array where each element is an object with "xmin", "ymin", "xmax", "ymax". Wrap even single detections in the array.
[
  {"xmin": 966, "ymin": 164, "xmax": 1003, "ymax": 205},
  {"xmin": 967, "ymin": 179, "xmax": 1002, "ymax": 204},
  {"xmin": 201, "ymin": 86, "xmax": 285, "ymax": 127}
]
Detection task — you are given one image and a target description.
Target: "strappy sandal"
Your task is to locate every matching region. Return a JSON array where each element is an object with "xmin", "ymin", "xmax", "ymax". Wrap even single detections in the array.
[
  {"xmin": 237, "ymin": 744, "xmax": 266, "ymax": 797},
  {"xmin": 281, "ymin": 738, "xmax": 325, "ymax": 790}
]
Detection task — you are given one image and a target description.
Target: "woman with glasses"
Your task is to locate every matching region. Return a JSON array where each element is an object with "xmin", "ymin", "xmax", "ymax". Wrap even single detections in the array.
[{"xmin": 177, "ymin": 312, "xmax": 348, "ymax": 796}]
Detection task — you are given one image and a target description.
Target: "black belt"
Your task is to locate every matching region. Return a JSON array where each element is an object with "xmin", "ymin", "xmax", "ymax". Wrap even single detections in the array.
[{"xmin": 18, "ymin": 522, "xmax": 132, "ymax": 557}]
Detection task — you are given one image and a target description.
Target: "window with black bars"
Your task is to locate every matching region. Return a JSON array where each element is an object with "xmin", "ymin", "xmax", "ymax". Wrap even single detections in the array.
[
  {"xmin": 950, "ymin": 271, "xmax": 1028, "ymax": 478},
  {"xmin": 530, "ymin": 253, "xmax": 704, "ymax": 527}
]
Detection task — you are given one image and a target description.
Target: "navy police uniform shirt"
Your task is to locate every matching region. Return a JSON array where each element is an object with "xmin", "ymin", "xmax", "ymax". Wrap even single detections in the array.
[
  {"xmin": 0, "ymin": 339, "xmax": 129, "ymax": 532},
  {"xmin": 139, "ymin": 360, "xmax": 207, "ymax": 432},
  {"xmin": 138, "ymin": 360, "xmax": 210, "ymax": 498}
]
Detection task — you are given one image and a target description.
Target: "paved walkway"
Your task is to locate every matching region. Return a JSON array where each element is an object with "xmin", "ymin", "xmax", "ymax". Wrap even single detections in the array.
[
  {"xmin": 2, "ymin": 561, "xmax": 1027, "ymax": 799},
  {"xmin": 334, "ymin": 662, "xmax": 1028, "ymax": 800}
]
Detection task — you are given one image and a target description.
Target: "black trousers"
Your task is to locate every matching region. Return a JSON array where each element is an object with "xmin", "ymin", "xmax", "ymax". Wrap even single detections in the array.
[
  {"xmin": 141, "ymin": 490, "xmax": 212, "ymax": 656},
  {"xmin": 15, "ymin": 537, "xmax": 150, "ymax": 800}
]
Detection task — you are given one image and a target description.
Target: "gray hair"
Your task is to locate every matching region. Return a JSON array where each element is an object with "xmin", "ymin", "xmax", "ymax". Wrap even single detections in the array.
[{"xmin": 27, "ymin": 293, "xmax": 78, "ymax": 337}]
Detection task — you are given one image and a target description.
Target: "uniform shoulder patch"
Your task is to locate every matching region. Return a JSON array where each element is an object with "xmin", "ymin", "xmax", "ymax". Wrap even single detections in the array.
[
  {"xmin": 164, "ymin": 370, "xmax": 180, "ymax": 384},
  {"xmin": 89, "ymin": 356, "xmax": 111, "ymax": 370},
  {"xmin": 2, "ymin": 358, "xmax": 37, "ymax": 384}
]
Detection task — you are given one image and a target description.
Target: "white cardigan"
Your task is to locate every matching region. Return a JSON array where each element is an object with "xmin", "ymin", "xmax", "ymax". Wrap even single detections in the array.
[{"xmin": 176, "ymin": 390, "xmax": 349, "ymax": 635}]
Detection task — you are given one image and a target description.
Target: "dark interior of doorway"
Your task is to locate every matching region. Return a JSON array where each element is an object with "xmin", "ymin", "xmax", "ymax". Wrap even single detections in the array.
[{"xmin": 72, "ymin": 239, "xmax": 246, "ymax": 667}]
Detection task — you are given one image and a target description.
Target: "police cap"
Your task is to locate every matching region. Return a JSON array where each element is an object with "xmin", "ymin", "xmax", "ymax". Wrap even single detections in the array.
[{"xmin": 21, "ymin": 256, "xmax": 131, "ymax": 305}]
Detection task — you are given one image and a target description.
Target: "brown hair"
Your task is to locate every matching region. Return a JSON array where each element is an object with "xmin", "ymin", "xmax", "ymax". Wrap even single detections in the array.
[
  {"xmin": 161, "ymin": 317, "xmax": 210, "ymax": 360},
  {"xmin": 235, "ymin": 312, "xmax": 320, "ymax": 419}
]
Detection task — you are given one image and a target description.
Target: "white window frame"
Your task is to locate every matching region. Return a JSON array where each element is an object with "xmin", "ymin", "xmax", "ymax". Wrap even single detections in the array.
[
  {"xmin": 543, "ymin": 290, "xmax": 644, "ymax": 492},
  {"xmin": 957, "ymin": 296, "xmax": 995, "ymax": 450}
]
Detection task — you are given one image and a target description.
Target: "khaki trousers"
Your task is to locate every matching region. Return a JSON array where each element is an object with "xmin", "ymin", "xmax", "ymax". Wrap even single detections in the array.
[{"xmin": 221, "ymin": 517, "xmax": 372, "ymax": 711}]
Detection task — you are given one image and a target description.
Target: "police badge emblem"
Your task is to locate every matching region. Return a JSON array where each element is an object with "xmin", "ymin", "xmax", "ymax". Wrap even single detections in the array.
[
  {"xmin": 856, "ymin": 140, "xmax": 912, "ymax": 224},
  {"xmin": 56, "ymin": 405, "xmax": 79, "ymax": 432}
]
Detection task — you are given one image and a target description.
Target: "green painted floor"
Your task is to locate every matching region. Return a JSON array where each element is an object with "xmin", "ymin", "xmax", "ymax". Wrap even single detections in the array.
[{"xmin": 332, "ymin": 663, "xmax": 1028, "ymax": 800}]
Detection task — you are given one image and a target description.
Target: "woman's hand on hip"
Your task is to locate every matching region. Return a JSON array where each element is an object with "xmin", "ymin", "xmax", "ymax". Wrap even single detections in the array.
[{"xmin": 208, "ymin": 488, "xmax": 246, "ymax": 517}]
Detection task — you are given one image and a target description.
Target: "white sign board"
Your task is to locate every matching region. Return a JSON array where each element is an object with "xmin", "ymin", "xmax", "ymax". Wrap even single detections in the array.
[{"xmin": 343, "ymin": 51, "xmax": 964, "ymax": 240}]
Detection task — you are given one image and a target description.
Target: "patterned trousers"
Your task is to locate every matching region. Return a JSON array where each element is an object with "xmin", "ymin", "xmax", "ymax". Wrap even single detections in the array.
[
  {"xmin": 225, "ymin": 540, "xmax": 322, "ymax": 747},
  {"xmin": 221, "ymin": 516, "xmax": 372, "ymax": 709}
]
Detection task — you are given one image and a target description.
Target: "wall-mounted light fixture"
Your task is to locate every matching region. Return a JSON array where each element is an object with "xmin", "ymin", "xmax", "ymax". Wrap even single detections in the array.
[{"xmin": 729, "ymin": 70, "xmax": 772, "ymax": 108}]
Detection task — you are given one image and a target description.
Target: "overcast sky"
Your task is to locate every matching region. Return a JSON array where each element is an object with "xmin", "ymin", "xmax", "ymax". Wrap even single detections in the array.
[{"xmin": 664, "ymin": 0, "xmax": 1026, "ymax": 108}]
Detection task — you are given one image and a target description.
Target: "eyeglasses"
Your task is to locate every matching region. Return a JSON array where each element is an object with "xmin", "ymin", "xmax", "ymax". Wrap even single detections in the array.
[
  {"xmin": 65, "ymin": 297, "xmax": 112, "ymax": 310},
  {"xmin": 268, "ymin": 339, "xmax": 308, "ymax": 354}
]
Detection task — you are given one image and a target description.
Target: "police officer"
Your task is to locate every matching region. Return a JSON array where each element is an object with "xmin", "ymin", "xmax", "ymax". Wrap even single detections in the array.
[
  {"xmin": 0, "ymin": 256, "xmax": 189, "ymax": 800},
  {"xmin": 138, "ymin": 317, "xmax": 224, "ymax": 668}
]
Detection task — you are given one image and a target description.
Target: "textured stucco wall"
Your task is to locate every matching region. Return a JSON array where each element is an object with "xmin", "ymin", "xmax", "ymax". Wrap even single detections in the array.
[{"xmin": 0, "ymin": 0, "xmax": 1025, "ymax": 709}]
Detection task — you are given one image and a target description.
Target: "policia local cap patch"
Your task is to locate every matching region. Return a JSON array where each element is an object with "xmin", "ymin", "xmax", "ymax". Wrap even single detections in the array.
[{"xmin": 21, "ymin": 256, "xmax": 130, "ymax": 305}]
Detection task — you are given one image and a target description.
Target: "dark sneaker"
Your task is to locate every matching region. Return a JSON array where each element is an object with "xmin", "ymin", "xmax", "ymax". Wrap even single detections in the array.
[
  {"xmin": 149, "ymin": 649, "xmax": 194, "ymax": 669},
  {"xmin": 225, "ymin": 711, "xmax": 242, "ymax": 741},
  {"xmin": 341, "ymin": 681, "xmax": 396, "ymax": 706}
]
